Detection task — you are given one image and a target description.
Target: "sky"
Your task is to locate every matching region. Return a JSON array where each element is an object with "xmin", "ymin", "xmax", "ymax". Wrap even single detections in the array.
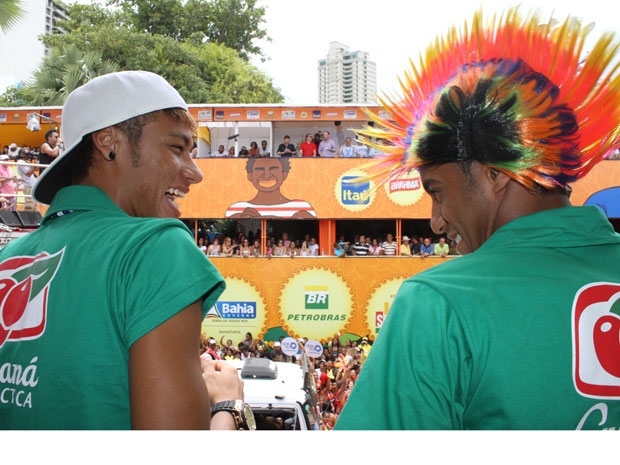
[{"xmin": 250, "ymin": 0, "xmax": 620, "ymax": 104}]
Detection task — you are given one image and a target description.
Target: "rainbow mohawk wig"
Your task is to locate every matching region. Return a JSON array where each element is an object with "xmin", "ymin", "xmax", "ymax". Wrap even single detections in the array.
[{"xmin": 361, "ymin": 8, "xmax": 620, "ymax": 190}]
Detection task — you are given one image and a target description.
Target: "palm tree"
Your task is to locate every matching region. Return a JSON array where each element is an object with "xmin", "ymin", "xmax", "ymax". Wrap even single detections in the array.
[
  {"xmin": 0, "ymin": 0, "xmax": 26, "ymax": 33},
  {"xmin": 21, "ymin": 45, "xmax": 118, "ymax": 106}
]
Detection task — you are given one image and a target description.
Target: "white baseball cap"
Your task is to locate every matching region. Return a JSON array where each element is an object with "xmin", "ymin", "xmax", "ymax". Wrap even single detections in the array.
[
  {"xmin": 402, "ymin": 235, "xmax": 410, "ymax": 241},
  {"xmin": 33, "ymin": 70, "xmax": 188, "ymax": 205}
]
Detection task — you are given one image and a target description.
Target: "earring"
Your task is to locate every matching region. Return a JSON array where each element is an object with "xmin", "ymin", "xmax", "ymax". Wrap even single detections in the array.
[{"xmin": 108, "ymin": 151, "xmax": 116, "ymax": 161}]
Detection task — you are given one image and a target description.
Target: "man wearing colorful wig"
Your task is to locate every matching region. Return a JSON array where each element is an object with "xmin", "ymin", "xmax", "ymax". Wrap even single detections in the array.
[{"xmin": 336, "ymin": 9, "xmax": 620, "ymax": 429}]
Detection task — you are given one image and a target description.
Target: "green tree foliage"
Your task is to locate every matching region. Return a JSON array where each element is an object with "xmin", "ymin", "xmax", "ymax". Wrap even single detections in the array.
[
  {"xmin": 0, "ymin": 0, "xmax": 26, "ymax": 34},
  {"xmin": 31, "ymin": 0, "xmax": 283, "ymax": 104},
  {"xmin": 108, "ymin": 0, "xmax": 269, "ymax": 60},
  {"xmin": 16, "ymin": 45, "xmax": 118, "ymax": 106}
]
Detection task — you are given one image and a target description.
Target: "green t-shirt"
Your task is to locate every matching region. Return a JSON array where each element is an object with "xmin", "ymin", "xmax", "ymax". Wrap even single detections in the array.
[
  {"xmin": 336, "ymin": 206, "xmax": 620, "ymax": 430},
  {"xmin": 0, "ymin": 186, "xmax": 224, "ymax": 429}
]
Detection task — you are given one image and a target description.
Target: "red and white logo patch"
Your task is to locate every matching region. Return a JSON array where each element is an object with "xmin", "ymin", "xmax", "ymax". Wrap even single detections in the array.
[
  {"xmin": 0, "ymin": 249, "xmax": 64, "ymax": 348},
  {"xmin": 572, "ymin": 282, "xmax": 620, "ymax": 399}
]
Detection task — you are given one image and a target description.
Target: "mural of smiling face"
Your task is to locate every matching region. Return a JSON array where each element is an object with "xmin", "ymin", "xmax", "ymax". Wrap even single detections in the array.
[{"xmin": 247, "ymin": 157, "xmax": 289, "ymax": 193}]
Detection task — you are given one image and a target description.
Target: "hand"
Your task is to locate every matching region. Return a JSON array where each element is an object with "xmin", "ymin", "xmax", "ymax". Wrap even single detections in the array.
[
  {"xmin": 240, "ymin": 207, "xmax": 261, "ymax": 218},
  {"xmin": 202, "ymin": 360, "xmax": 244, "ymax": 405}
]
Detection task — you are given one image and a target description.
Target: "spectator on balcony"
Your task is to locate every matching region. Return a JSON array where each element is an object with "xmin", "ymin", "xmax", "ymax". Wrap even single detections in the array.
[
  {"xmin": 249, "ymin": 141, "xmax": 260, "ymax": 157},
  {"xmin": 265, "ymin": 239, "xmax": 273, "ymax": 257},
  {"xmin": 239, "ymin": 146, "xmax": 249, "ymax": 157},
  {"xmin": 369, "ymin": 238, "xmax": 383, "ymax": 255},
  {"xmin": 259, "ymin": 140, "xmax": 271, "ymax": 157},
  {"xmin": 382, "ymin": 234, "xmax": 397, "ymax": 256},
  {"xmin": 300, "ymin": 133, "xmax": 317, "ymax": 157},
  {"xmin": 280, "ymin": 232, "xmax": 290, "ymax": 248},
  {"xmin": 211, "ymin": 145, "xmax": 226, "ymax": 157},
  {"xmin": 300, "ymin": 240, "xmax": 309, "ymax": 256},
  {"xmin": 419, "ymin": 237, "xmax": 434, "ymax": 258},
  {"xmin": 337, "ymin": 137, "xmax": 356, "ymax": 158},
  {"xmin": 222, "ymin": 237, "xmax": 234, "ymax": 256},
  {"xmin": 309, "ymin": 237, "xmax": 320, "ymax": 256},
  {"xmin": 240, "ymin": 239, "xmax": 251, "ymax": 257},
  {"xmin": 288, "ymin": 241, "xmax": 298, "ymax": 257},
  {"xmin": 354, "ymin": 140, "xmax": 369, "ymax": 158},
  {"xmin": 352, "ymin": 235, "xmax": 369, "ymax": 256},
  {"xmin": 400, "ymin": 236, "xmax": 412, "ymax": 256},
  {"xmin": 435, "ymin": 237, "xmax": 450, "ymax": 257},
  {"xmin": 227, "ymin": 147, "xmax": 235, "ymax": 157},
  {"xmin": 319, "ymin": 131, "xmax": 337, "ymax": 157},
  {"xmin": 207, "ymin": 238, "xmax": 221, "ymax": 256},
  {"xmin": 273, "ymin": 239, "xmax": 287, "ymax": 256},
  {"xmin": 334, "ymin": 242, "xmax": 345, "ymax": 257},
  {"xmin": 197, "ymin": 237, "xmax": 208, "ymax": 254},
  {"xmin": 277, "ymin": 136, "xmax": 296, "ymax": 157},
  {"xmin": 250, "ymin": 239, "xmax": 261, "ymax": 256}
]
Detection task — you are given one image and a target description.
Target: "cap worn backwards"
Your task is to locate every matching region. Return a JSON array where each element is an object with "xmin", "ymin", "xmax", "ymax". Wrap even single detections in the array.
[{"xmin": 33, "ymin": 70, "xmax": 189, "ymax": 205}]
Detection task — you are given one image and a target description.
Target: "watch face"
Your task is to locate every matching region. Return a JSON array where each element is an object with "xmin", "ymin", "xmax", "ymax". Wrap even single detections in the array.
[{"xmin": 243, "ymin": 403, "xmax": 257, "ymax": 430}]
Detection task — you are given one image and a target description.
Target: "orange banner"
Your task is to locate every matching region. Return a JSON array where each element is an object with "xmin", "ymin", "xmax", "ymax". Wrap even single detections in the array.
[
  {"xmin": 180, "ymin": 159, "xmax": 620, "ymax": 220},
  {"xmin": 201, "ymin": 256, "xmax": 453, "ymax": 345},
  {"xmin": 181, "ymin": 158, "xmax": 432, "ymax": 219}
]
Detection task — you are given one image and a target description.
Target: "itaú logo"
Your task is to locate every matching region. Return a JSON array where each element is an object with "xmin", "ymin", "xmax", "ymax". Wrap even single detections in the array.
[
  {"xmin": 341, "ymin": 176, "xmax": 370, "ymax": 205},
  {"xmin": 572, "ymin": 282, "xmax": 620, "ymax": 399},
  {"xmin": 0, "ymin": 249, "xmax": 65, "ymax": 348}
]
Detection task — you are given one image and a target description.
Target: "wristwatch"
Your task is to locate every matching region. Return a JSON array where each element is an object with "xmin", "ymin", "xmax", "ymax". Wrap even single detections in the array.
[{"xmin": 210, "ymin": 400, "xmax": 256, "ymax": 430}]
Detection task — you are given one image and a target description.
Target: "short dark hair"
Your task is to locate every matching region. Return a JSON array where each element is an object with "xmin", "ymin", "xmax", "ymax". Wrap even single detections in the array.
[
  {"xmin": 45, "ymin": 129, "xmax": 58, "ymax": 141},
  {"xmin": 284, "ymin": 135, "xmax": 290, "ymax": 140},
  {"xmin": 246, "ymin": 157, "xmax": 291, "ymax": 174}
]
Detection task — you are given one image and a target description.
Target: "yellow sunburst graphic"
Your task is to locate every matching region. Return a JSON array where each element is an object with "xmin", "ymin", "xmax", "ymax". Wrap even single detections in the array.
[
  {"xmin": 364, "ymin": 276, "xmax": 408, "ymax": 340},
  {"xmin": 277, "ymin": 266, "xmax": 353, "ymax": 343}
]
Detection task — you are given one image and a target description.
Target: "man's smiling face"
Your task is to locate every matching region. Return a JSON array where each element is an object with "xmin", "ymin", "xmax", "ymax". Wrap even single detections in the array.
[{"xmin": 419, "ymin": 162, "xmax": 497, "ymax": 255}]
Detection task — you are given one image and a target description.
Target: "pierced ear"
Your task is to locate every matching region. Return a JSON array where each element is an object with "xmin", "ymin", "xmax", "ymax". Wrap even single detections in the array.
[{"xmin": 91, "ymin": 127, "xmax": 118, "ymax": 159}]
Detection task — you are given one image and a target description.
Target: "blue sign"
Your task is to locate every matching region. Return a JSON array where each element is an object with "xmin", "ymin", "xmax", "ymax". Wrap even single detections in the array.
[
  {"xmin": 216, "ymin": 301, "xmax": 256, "ymax": 319},
  {"xmin": 341, "ymin": 176, "xmax": 370, "ymax": 205}
]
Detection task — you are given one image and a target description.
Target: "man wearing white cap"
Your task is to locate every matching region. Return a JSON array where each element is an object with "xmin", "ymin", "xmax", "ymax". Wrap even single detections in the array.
[{"xmin": 0, "ymin": 71, "xmax": 250, "ymax": 430}]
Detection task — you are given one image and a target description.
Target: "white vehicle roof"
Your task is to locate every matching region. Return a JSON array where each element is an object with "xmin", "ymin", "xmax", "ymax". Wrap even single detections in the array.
[{"xmin": 224, "ymin": 359, "xmax": 309, "ymax": 406}]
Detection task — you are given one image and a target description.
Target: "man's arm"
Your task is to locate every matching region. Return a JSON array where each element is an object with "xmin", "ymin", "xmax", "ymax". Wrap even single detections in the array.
[
  {"xmin": 129, "ymin": 299, "xmax": 241, "ymax": 429},
  {"xmin": 40, "ymin": 142, "xmax": 60, "ymax": 158}
]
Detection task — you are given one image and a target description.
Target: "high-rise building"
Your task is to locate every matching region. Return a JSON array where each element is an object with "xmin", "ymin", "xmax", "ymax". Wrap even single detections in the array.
[
  {"xmin": 0, "ymin": 0, "xmax": 69, "ymax": 92},
  {"xmin": 318, "ymin": 42, "xmax": 377, "ymax": 104}
]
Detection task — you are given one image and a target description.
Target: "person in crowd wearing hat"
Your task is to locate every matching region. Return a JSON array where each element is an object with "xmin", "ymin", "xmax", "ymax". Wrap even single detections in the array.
[
  {"xmin": 0, "ymin": 71, "xmax": 246, "ymax": 430},
  {"xmin": 7, "ymin": 143, "xmax": 20, "ymax": 159},
  {"xmin": 399, "ymin": 236, "xmax": 412, "ymax": 256},
  {"xmin": 336, "ymin": 9, "xmax": 620, "ymax": 429},
  {"xmin": 38, "ymin": 129, "xmax": 62, "ymax": 173}
]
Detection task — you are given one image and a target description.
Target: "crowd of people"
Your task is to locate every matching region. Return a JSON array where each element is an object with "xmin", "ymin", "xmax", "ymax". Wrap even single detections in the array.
[
  {"xmin": 207, "ymin": 129, "xmax": 382, "ymax": 158},
  {"xmin": 0, "ymin": 129, "xmax": 61, "ymax": 212},
  {"xmin": 196, "ymin": 231, "xmax": 459, "ymax": 257},
  {"xmin": 199, "ymin": 332, "xmax": 371, "ymax": 430}
]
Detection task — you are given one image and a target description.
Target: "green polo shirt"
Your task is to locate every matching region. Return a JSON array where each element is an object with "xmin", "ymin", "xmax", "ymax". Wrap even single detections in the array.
[
  {"xmin": 0, "ymin": 186, "xmax": 225, "ymax": 429},
  {"xmin": 336, "ymin": 206, "xmax": 620, "ymax": 430}
]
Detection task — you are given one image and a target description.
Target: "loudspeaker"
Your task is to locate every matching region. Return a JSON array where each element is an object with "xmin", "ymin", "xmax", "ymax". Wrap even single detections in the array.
[
  {"xmin": 0, "ymin": 211, "xmax": 22, "ymax": 228},
  {"xmin": 15, "ymin": 211, "xmax": 42, "ymax": 228}
]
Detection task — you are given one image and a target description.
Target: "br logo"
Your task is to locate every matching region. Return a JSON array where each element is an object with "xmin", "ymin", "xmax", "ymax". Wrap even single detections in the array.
[
  {"xmin": 572, "ymin": 282, "xmax": 620, "ymax": 398},
  {"xmin": 305, "ymin": 286, "xmax": 328, "ymax": 310},
  {"xmin": 0, "ymin": 249, "xmax": 64, "ymax": 348}
]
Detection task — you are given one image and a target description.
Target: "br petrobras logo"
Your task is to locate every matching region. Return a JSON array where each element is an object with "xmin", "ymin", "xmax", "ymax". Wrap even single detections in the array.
[
  {"xmin": 0, "ymin": 249, "xmax": 65, "ymax": 348},
  {"xmin": 341, "ymin": 176, "xmax": 370, "ymax": 205},
  {"xmin": 206, "ymin": 301, "xmax": 257, "ymax": 319},
  {"xmin": 572, "ymin": 282, "xmax": 620, "ymax": 398},
  {"xmin": 305, "ymin": 286, "xmax": 328, "ymax": 310}
]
